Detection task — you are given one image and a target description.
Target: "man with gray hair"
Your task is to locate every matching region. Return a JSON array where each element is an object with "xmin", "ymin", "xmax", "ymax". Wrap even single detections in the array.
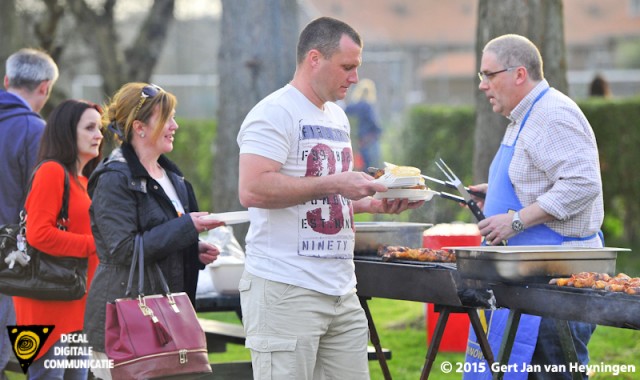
[
  {"xmin": 0, "ymin": 48, "xmax": 58, "ymax": 379},
  {"xmin": 464, "ymin": 34, "xmax": 603, "ymax": 380}
]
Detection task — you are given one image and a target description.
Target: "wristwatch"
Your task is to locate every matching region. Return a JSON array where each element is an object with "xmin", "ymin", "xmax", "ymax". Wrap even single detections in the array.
[{"xmin": 511, "ymin": 211, "xmax": 525, "ymax": 233}]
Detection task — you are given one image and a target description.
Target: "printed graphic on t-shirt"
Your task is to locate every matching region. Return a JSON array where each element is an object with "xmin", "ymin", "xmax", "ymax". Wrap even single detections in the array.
[{"xmin": 297, "ymin": 121, "xmax": 355, "ymax": 259}]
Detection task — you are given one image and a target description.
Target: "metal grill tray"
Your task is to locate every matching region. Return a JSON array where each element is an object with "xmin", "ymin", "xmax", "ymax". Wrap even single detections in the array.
[
  {"xmin": 534, "ymin": 283, "xmax": 640, "ymax": 299},
  {"xmin": 353, "ymin": 257, "xmax": 464, "ymax": 306},
  {"xmin": 491, "ymin": 283, "xmax": 640, "ymax": 330},
  {"xmin": 447, "ymin": 246, "xmax": 630, "ymax": 283},
  {"xmin": 448, "ymin": 245, "xmax": 625, "ymax": 259},
  {"xmin": 354, "ymin": 222, "xmax": 432, "ymax": 256},
  {"xmin": 354, "ymin": 255, "xmax": 457, "ymax": 270}
]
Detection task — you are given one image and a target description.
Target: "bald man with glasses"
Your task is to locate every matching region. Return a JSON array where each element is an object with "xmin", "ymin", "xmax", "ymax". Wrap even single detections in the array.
[{"xmin": 464, "ymin": 34, "xmax": 603, "ymax": 380}]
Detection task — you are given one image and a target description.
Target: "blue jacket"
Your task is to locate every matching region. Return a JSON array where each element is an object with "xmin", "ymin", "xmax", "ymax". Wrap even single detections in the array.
[
  {"xmin": 0, "ymin": 90, "xmax": 44, "ymax": 224},
  {"xmin": 345, "ymin": 100, "xmax": 382, "ymax": 141}
]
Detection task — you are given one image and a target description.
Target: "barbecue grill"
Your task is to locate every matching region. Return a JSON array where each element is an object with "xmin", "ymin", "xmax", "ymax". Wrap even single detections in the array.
[
  {"xmin": 354, "ymin": 256, "xmax": 497, "ymax": 380},
  {"xmin": 354, "ymin": 244, "xmax": 636, "ymax": 380}
]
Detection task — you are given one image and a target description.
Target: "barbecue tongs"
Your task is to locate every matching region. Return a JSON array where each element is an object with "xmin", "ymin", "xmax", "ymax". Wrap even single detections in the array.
[
  {"xmin": 435, "ymin": 158, "xmax": 486, "ymax": 222},
  {"xmin": 421, "ymin": 173, "xmax": 486, "ymax": 199}
]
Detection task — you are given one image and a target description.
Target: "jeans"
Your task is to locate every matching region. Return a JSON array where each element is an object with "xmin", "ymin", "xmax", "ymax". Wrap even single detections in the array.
[
  {"xmin": 529, "ymin": 318, "xmax": 596, "ymax": 380},
  {"xmin": 0, "ymin": 295, "xmax": 16, "ymax": 380},
  {"xmin": 360, "ymin": 140, "xmax": 380, "ymax": 169},
  {"xmin": 27, "ymin": 337, "xmax": 89, "ymax": 380}
]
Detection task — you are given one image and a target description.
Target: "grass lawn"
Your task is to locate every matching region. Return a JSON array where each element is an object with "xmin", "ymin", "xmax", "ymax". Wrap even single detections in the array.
[
  {"xmin": 203, "ymin": 298, "xmax": 640, "ymax": 380},
  {"xmin": 7, "ymin": 299, "xmax": 638, "ymax": 380}
]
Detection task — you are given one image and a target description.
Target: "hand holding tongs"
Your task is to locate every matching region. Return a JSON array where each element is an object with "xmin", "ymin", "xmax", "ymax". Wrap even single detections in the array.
[{"xmin": 435, "ymin": 158, "xmax": 486, "ymax": 221}]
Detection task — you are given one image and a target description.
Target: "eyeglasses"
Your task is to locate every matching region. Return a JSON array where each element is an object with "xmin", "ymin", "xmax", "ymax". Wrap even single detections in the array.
[
  {"xmin": 477, "ymin": 67, "xmax": 517, "ymax": 82},
  {"xmin": 132, "ymin": 84, "xmax": 163, "ymax": 120}
]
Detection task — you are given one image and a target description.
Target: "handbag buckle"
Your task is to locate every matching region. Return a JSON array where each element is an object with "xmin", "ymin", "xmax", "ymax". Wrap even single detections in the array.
[
  {"xmin": 167, "ymin": 294, "xmax": 180, "ymax": 313},
  {"xmin": 179, "ymin": 349, "xmax": 188, "ymax": 364},
  {"xmin": 138, "ymin": 296, "xmax": 153, "ymax": 317}
]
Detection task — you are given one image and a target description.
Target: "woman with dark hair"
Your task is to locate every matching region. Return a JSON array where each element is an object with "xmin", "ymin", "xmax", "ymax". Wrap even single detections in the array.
[
  {"xmin": 13, "ymin": 99, "xmax": 104, "ymax": 379},
  {"xmin": 83, "ymin": 83, "xmax": 224, "ymax": 380}
]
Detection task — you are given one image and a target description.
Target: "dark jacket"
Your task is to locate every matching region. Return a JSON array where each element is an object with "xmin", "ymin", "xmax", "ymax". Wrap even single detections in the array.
[
  {"xmin": 84, "ymin": 143, "xmax": 203, "ymax": 351},
  {"xmin": 0, "ymin": 90, "xmax": 43, "ymax": 224},
  {"xmin": 344, "ymin": 100, "xmax": 382, "ymax": 143}
]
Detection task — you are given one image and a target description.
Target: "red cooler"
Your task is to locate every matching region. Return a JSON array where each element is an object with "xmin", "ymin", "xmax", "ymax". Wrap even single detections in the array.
[{"xmin": 423, "ymin": 223, "xmax": 481, "ymax": 352}]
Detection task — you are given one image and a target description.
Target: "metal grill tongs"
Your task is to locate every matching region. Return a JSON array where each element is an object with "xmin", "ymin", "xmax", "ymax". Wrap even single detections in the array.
[
  {"xmin": 435, "ymin": 158, "xmax": 486, "ymax": 222},
  {"xmin": 421, "ymin": 174, "xmax": 486, "ymax": 199}
]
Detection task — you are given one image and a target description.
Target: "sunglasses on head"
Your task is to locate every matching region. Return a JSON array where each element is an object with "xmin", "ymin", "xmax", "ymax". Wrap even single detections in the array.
[
  {"xmin": 133, "ymin": 84, "xmax": 164, "ymax": 120},
  {"xmin": 86, "ymin": 101, "xmax": 103, "ymax": 115}
]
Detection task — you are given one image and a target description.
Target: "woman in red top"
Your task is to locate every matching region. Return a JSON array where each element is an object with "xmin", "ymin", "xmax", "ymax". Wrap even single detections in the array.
[{"xmin": 14, "ymin": 99, "xmax": 103, "ymax": 380}]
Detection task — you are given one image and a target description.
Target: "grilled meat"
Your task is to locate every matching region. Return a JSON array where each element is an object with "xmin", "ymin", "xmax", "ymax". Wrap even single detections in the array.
[
  {"xmin": 378, "ymin": 245, "xmax": 456, "ymax": 263},
  {"xmin": 368, "ymin": 167, "xmax": 386, "ymax": 179},
  {"xmin": 549, "ymin": 272, "xmax": 640, "ymax": 295}
]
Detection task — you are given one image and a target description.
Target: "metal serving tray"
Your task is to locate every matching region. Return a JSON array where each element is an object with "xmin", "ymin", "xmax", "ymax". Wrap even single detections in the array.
[
  {"xmin": 447, "ymin": 246, "xmax": 630, "ymax": 283},
  {"xmin": 354, "ymin": 221, "xmax": 431, "ymax": 256}
]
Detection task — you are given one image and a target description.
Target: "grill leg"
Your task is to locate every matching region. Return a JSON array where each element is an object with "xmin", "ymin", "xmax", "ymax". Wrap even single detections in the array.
[
  {"xmin": 555, "ymin": 319, "xmax": 582, "ymax": 380},
  {"xmin": 420, "ymin": 306, "xmax": 451, "ymax": 380},
  {"xmin": 360, "ymin": 297, "xmax": 392, "ymax": 380},
  {"xmin": 467, "ymin": 309, "xmax": 495, "ymax": 368},
  {"xmin": 493, "ymin": 309, "xmax": 521, "ymax": 380}
]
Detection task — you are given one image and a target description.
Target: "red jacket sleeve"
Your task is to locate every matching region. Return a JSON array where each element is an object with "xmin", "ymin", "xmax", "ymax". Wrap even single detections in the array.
[{"xmin": 24, "ymin": 161, "xmax": 95, "ymax": 258}]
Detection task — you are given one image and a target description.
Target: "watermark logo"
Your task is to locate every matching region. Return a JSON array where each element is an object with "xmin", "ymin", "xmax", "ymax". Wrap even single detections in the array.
[{"xmin": 6, "ymin": 325, "xmax": 54, "ymax": 374}]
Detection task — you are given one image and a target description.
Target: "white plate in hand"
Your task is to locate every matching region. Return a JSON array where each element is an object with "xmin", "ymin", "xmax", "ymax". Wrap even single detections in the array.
[
  {"xmin": 202, "ymin": 211, "xmax": 250, "ymax": 224},
  {"xmin": 373, "ymin": 189, "xmax": 436, "ymax": 202},
  {"xmin": 374, "ymin": 175, "xmax": 422, "ymax": 188}
]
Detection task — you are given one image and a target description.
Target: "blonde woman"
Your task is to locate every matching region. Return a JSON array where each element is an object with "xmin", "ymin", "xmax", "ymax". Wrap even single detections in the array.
[{"xmin": 84, "ymin": 83, "xmax": 224, "ymax": 379}]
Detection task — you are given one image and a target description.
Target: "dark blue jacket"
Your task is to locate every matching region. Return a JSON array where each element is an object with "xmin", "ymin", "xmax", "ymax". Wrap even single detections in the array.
[
  {"xmin": 0, "ymin": 90, "xmax": 44, "ymax": 224},
  {"xmin": 344, "ymin": 100, "xmax": 382, "ymax": 141}
]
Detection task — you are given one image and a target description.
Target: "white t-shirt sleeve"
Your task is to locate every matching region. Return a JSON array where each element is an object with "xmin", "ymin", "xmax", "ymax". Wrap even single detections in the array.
[{"xmin": 238, "ymin": 103, "xmax": 294, "ymax": 165}]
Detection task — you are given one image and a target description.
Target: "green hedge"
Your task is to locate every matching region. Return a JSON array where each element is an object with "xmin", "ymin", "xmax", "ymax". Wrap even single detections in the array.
[
  {"xmin": 397, "ymin": 105, "xmax": 477, "ymax": 225},
  {"xmin": 170, "ymin": 118, "xmax": 217, "ymax": 212},
  {"xmin": 395, "ymin": 97, "xmax": 640, "ymax": 273}
]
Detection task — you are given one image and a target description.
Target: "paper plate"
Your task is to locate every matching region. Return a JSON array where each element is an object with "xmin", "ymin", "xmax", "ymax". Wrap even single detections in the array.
[
  {"xmin": 373, "ymin": 189, "xmax": 436, "ymax": 202},
  {"xmin": 374, "ymin": 175, "xmax": 422, "ymax": 188},
  {"xmin": 202, "ymin": 211, "xmax": 250, "ymax": 224}
]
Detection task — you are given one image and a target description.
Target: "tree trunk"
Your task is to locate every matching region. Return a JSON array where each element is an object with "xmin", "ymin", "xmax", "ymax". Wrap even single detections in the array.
[
  {"xmin": 67, "ymin": 0, "xmax": 175, "ymax": 96},
  {"xmin": 0, "ymin": 0, "xmax": 19, "ymax": 65},
  {"xmin": 125, "ymin": 0, "xmax": 176, "ymax": 81},
  {"xmin": 34, "ymin": 0, "xmax": 65, "ymax": 60},
  {"xmin": 473, "ymin": 0, "xmax": 565, "ymax": 183},
  {"xmin": 214, "ymin": 0, "xmax": 298, "ymax": 246}
]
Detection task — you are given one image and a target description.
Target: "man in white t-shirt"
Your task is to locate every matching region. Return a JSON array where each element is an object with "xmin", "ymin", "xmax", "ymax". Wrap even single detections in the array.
[{"xmin": 237, "ymin": 17, "xmax": 423, "ymax": 380}]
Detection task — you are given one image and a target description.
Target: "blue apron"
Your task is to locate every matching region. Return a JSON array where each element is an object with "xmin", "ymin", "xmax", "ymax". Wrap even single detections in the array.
[{"xmin": 463, "ymin": 88, "xmax": 598, "ymax": 379}]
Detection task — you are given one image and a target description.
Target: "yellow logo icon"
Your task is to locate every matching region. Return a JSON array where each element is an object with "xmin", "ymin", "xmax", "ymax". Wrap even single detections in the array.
[{"xmin": 6, "ymin": 325, "xmax": 54, "ymax": 374}]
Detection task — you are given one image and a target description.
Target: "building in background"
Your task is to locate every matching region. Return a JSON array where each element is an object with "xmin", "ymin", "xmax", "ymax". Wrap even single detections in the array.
[
  {"xmin": 65, "ymin": 0, "xmax": 640, "ymax": 121},
  {"xmin": 304, "ymin": 0, "xmax": 640, "ymax": 121}
]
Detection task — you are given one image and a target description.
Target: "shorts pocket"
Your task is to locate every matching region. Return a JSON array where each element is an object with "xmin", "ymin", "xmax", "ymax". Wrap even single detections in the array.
[
  {"xmin": 238, "ymin": 277, "xmax": 251, "ymax": 292},
  {"xmin": 246, "ymin": 335, "xmax": 297, "ymax": 379}
]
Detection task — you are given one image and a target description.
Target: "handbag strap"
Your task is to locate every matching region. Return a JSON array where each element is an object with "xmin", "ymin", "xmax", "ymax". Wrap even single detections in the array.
[
  {"xmin": 125, "ymin": 235, "xmax": 141, "ymax": 298},
  {"xmin": 125, "ymin": 234, "xmax": 172, "ymax": 298}
]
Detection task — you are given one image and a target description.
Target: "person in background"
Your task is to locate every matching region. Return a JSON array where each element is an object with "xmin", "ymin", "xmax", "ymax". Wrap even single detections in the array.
[
  {"xmin": 465, "ymin": 34, "xmax": 603, "ymax": 380},
  {"xmin": 345, "ymin": 78, "xmax": 383, "ymax": 170},
  {"xmin": 237, "ymin": 17, "xmax": 423, "ymax": 380},
  {"xmin": 84, "ymin": 82, "xmax": 224, "ymax": 380},
  {"xmin": 13, "ymin": 99, "xmax": 103, "ymax": 379},
  {"xmin": 588, "ymin": 73, "xmax": 611, "ymax": 98},
  {"xmin": 0, "ymin": 48, "xmax": 58, "ymax": 380}
]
